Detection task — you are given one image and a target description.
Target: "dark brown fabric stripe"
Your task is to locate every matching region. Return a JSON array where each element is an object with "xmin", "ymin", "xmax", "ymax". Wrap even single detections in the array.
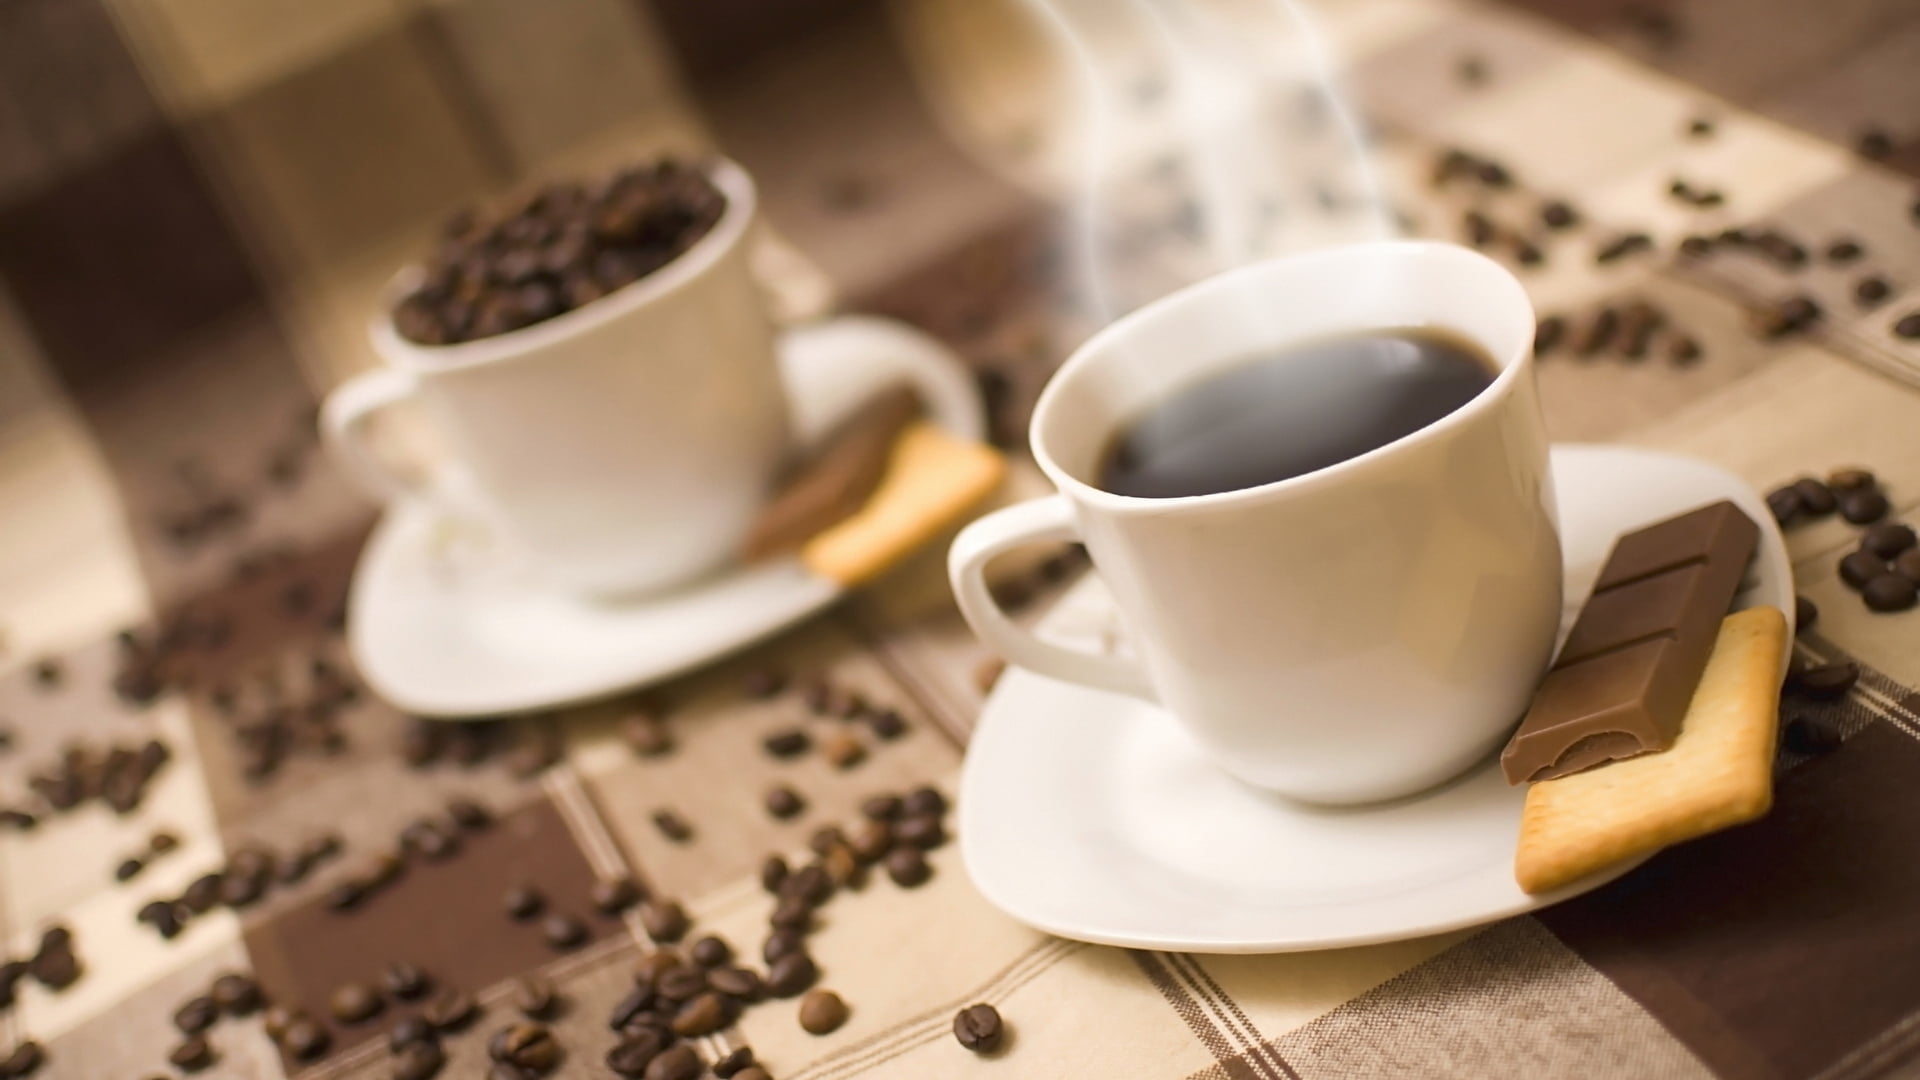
[
  {"xmin": 1541, "ymin": 666, "xmax": 1920, "ymax": 1080},
  {"xmin": 1134, "ymin": 951, "xmax": 1269, "ymax": 1080},
  {"xmin": 1166, "ymin": 952, "xmax": 1299, "ymax": 1080}
]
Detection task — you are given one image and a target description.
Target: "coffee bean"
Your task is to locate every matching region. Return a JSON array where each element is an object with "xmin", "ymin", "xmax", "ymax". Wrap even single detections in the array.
[
  {"xmin": 1460, "ymin": 209, "xmax": 1495, "ymax": 249},
  {"xmin": 1896, "ymin": 314, "xmax": 1920, "ymax": 340},
  {"xmin": 114, "ymin": 855, "xmax": 145, "ymax": 882},
  {"xmin": 211, "ymin": 972, "xmax": 261, "ymax": 1014},
  {"xmin": 0, "ymin": 1042, "xmax": 41, "ymax": 1076},
  {"xmin": 903, "ymin": 786, "xmax": 947, "ymax": 818},
  {"xmin": 274, "ymin": 851, "xmax": 314, "ymax": 884},
  {"xmin": 1896, "ymin": 549, "xmax": 1920, "ymax": 583},
  {"xmin": 1826, "ymin": 238, "xmax": 1865, "ymax": 264},
  {"xmin": 1857, "ymin": 128, "xmax": 1894, "ymax": 159},
  {"xmin": 28, "ymin": 947, "xmax": 79, "ymax": 990},
  {"xmin": 1784, "ymin": 717, "xmax": 1842, "ymax": 756},
  {"xmin": 1594, "ymin": 232, "xmax": 1653, "ymax": 264},
  {"xmin": 30, "ymin": 659, "xmax": 61, "ymax": 689},
  {"xmin": 1756, "ymin": 295, "xmax": 1821, "ymax": 338},
  {"xmin": 1856, "ymin": 276, "xmax": 1892, "ymax": 308},
  {"xmin": 1531, "ymin": 315, "xmax": 1565, "ymax": 358},
  {"xmin": 495, "ymin": 1022, "xmax": 561, "ymax": 1072},
  {"xmin": 168, "ymin": 1034, "xmax": 214, "ymax": 1071},
  {"xmin": 655, "ymin": 965, "xmax": 707, "ymax": 1004},
  {"xmin": 743, "ymin": 668, "xmax": 788, "ymax": 698},
  {"xmin": 138, "ymin": 899, "xmax": 185, "ymax": 938},
  {"xmin": 644, "ymin": 1045, "xmax": 703, "ymax": 1080},
  {"xmin": 766, "ymin": 952, "xmax": 819, "ymax": 997},
  {"xmin": 671, "ymin": 991, "xmax": 729, "ymax": 1036},
  {"xmin": 641, "ymin": 899, "xmax": 689, "ymax": 943},
  {"xmin": 954, "ymin": 1002, "xmax": 1005, "ymax": 1052},
  {"xmin": 1765, "ymin": 485, "xmax": 1804, "ymax": 526},
  {"xmin": 770, "ymin": 897, "xmax": 814, "ymax": 932},
  {"xmin": 861, "ymin": 794, "xmax": 902, "ymax": 821},
  {"xmin": 400, "ymin": 819, "xmax": 460, "ymax": 861},
  {"xmin": 808, "ymin": 825, "xmax": 847, "ymax": 857},
  {"xmin": 823, "ymin": 844, "xmax": 861, "ymax": 888},
  {"xmin": 282, "ymin": 1016, "xmax": 331, "ymax": 1060},
  {"xmin": 764, "ymin": 927, "xmax": 807, "ymax": 965},
  {"xmin": 605, "ymin": 1032, "xmax": 664, "ymax": 1077},
  {"xmin": 542, "ymin": 914, "xmax": 587, "ymax": 950},
  {"xmin": 1840, "ymin": 550, "xmax": 1887, "ymax": 589},
  {"xmin": 760, "ymin": 855, "xmax": 789, "ymax": 894},
  {"xmin": 762, "ymin": 729, "xmax": 810, "ymax": 759},
  {"xmin": 423, "ymin": 989, "xmax": 478, "ymax": 1031},
  {"xmin": 1865, "ymin": 573, "xmax": 1918, "ymax": 612},
  {"xmin": 1788, "ymin": 478, "xmax": 1836, "ymax": 516},
  {"xmin": 609, "ymin": 985, "xmax": 658, "ymax": 1032},
  {"xmin": 799, "ymin": 988, "xmax": 850, "ymax": 1034},
  {"xmin": 821, "ymin": 731, "xmax": 866, "ymax": 769},
  {"xmin": 505, "ymin": 885, "xmax": 544, "ymax": 921},
  {"xmin": 633, "ymin": 949, "xmax": 683, "ymax": 988},
  {"xmin": 765, "ymin": 785, "xmax": 805, "ymax": 820},
  {"xmin": 174, "ymin": 995, "xmax": 219, "ymax": 1034},
  {"xmin": 690, "ymin": 935, "xmax": 732, "ymax": 967},
  {"xmin": 866, "ymin": 708, "xmax": 909, "ymax": 740},
  {"xmin": 1796, "ymin": 595, "xmax": 1818, "ymax": 631},
  {"xmin": 781, "ymin": 864, "xmax": 832, "ymax": 906},
  {"xmin": 1538, "ymin": 200, "xmax": 1578, "ymax": 231},
  {"xmin": 652, "ymin": 809, "xmax": 693, "ymax": 844},
  {"xmin": 849, "ymin": 819, "xmax": 893, "ymax": 863},
  {"xmin": 1797, "ymin": 662, "xmax": 1858, "ymax": 700},
  {"xmin": 218, "ymin": 867, "xmax": 266, "ymax": 908},
  {"xmin": 1687, "ymin": 115, "xmax": 1715, "ymax": 138},
  {"xmin": 885, "ymin": 846, "xmax": 932, "ymax": 888},
  {"xmin": 1474, "ymin": 160, "xmax": 1511, "ymax": 188},
  {"xmin": 262, "ymin": 1004, "xmax": 295, "ymax": 1040},
  {"xmin": 1828, "ymin": 467, "xmax": 1877, "ymax": 492},
  {"xmin": 714, "ymin": 1047, "xmax": 757, "ymax": 1078},
  {"xmin": 1862, "ymin": 523, "xmax": 1917, "ymax": 559},
  {"xmin": 384, "ymin": 962, "xmax": 431, "ymax": 1002},
  {"xmin": 392, "ymin": 1039, "xmax": 446, "ymax": 1080},
  {"xmin": 326, "ymin": 878, "xmax": 368, "ymax": 912},
  {"xmin": 1840, "ymin": 488, "xmax": 1891, "ymax": 525},
  {"xmin": 390, "ymin": 1015, "xmax": 435, "ymax": 1052},
  {"xmin": 623, "ymin": 715, "xmax": 673, "ymax": 758},
  {"xmin": 708, "ymin": 965, "xmax": 764, "ymax": 1002},
  {"xmin": 329, "ymin": 982, "xmax": 383, "ymax": 1023},
  {"xmin": 447, "ymin": 798, "xmax": 492, "ymax": 830},
  {"xmin": 592, "ymin": 876, "xmax": 644, "ymax": 915},
  {"xmin": 894, "ymin": 814, "xmax": 946, "ymax": 850}
]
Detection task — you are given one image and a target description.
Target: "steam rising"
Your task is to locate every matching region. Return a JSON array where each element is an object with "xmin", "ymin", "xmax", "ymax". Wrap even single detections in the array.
[{"xmin": 1019, "ymin": 0, "xmax": 1391, "ymax": 321}]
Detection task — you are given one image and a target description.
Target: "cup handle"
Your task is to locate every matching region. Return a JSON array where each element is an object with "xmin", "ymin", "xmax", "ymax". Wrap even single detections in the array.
[
  {"xmin": 949, "ymin": 495, "xmax": 1157, "ymax": 702},
  {"xmin": 321, "ymin": 367, "xmax": 434, "ymax": 506},
  {"xmin": 778, "ymin": 315, "xmax": 987, "ymax": 445}
]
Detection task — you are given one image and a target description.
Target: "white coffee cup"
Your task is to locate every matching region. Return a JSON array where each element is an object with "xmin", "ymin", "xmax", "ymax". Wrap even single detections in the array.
[
  {"xmin": 949, "ymin": 241, "xmax": 1560, "ymax": 805},
  {"xmin": 324, "ymin": 159, "xmax": 974, "ymax": 598}
]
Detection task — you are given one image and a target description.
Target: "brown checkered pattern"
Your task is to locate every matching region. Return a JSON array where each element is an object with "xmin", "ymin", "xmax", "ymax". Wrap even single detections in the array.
[{"xmin": 2, "ymin": 0, "xmax": 1920, "ymax": 1077}]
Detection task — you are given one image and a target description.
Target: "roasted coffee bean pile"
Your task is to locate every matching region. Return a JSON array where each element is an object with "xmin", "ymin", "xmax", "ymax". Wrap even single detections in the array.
[
  {"xmin": 137, "ymin": 833, "xmax": 342, "ymax": 939},
  {"xmin": 154, "ymin": 413, "xmax": 321, "ymax": 557},
  {"xmin": 23, "ymin": 737, "xmax": 170, "ymax": 818},
  {"xmin": 321, "ymin": 796, "xmax": 493, "ymax": 916},
  {"xmin": 391, "ymin": 159, "xmax": 727, "ymax": 346},
  {"xmin": 1534, "ymin": 299, "xmax": 1704, "ymax": 367},
  {"xmin": 1768, "ymin": 468, "xmax": 1915, "ymax": 613},
  {"xmin": 0, "ymin": 925, "xmax": 84, "ymax": 1007}
]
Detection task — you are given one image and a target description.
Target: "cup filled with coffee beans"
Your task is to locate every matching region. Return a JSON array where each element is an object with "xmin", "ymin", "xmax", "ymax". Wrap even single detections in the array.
[
  {"xmin": 949, "ymin": 241, "xmax": 1562, "ymax": 804},
  {"xmin": 324, "ymin": 157, "xmax": 963, "ymax": 597}
]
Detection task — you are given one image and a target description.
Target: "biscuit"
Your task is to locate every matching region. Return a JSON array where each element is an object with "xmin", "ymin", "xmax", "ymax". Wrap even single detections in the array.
[
  {"xmin": 802, "ymin": 421, "xmax": 1005, "ymax": 587},
  {"xmin": 1514, "ymin": 605, "xmax": 1786, "ymax": 894}
]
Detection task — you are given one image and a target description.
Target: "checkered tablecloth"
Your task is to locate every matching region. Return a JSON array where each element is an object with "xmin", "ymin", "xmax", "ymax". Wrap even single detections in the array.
[{"xmin": 2, "ymin": 0, "xmax": 1920, "ymax": 1077}]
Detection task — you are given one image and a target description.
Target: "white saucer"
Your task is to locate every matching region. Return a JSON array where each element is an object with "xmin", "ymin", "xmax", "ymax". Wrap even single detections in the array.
[
  {"xmin": 349, "ymin": 316, "xmax": 983, "ymax": 717},
  {"xmin": 959, "ymin": 444, "xmax": 1793, "ymax": 953}
]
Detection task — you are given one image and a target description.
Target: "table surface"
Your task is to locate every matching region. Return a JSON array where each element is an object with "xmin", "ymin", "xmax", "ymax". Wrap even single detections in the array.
[{"xmin": 1, "ymin": 0, "xmax": 1919, "ymax": 1077}]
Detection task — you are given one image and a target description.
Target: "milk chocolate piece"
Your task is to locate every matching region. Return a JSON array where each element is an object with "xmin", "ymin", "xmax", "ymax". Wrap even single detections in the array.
[
  {"xmin": 742, "ymin": 385, "xmax": 922, "ymax": 560},
  {"xmin": 1501, "ymin": 501, "xmax": 1759, "ymax": 783}
]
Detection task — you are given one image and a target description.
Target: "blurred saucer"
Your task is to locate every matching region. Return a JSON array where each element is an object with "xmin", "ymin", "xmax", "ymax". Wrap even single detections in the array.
[
  {"xmin": 348, "ymin": 316, "xmax": 981, "ymax": 717},
  {"xmin": 959, "ymin": 444, "xmax": 1792, "ymax": 952}
]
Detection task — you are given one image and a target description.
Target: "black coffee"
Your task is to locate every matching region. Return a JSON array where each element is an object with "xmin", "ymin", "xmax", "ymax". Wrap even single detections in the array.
[{"xmin": 1096, "ymin": 328, "xmax": 1496, "ymax": 499}]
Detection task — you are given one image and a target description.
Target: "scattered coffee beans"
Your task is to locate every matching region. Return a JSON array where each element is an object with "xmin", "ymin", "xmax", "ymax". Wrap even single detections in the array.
[
  {"xmin": 640, "ymin": 899, "xmax": 690, "ymax": 943},
  {"xmin": 281, "ymin": 1016, "xmax": 332, "ymax": 1060},
  {"xmin": 1856, "ymin": 277, "xmax": 1892, "ymax": 308},
  {"xmin": 505, "ymin": 884, "xmax": 545, "ymax": 921},
  {"xmin": 760, "ymin": 855, "xmax": 789, "ymax": 894},
  {"xmin": 690, "ymin": 935, "xmax": 732, "ymax": 967},
  {"xmin": 515, "ymin": 977, "xmax": 559, "ymax": 1019},
  {"xmin": 623, "ymin": 715, "xmax": 673, "ymax": 758},
  {"xmin": 423, "ymin": 988, "xmax": 478, "ymax": 1031},
  {"xmin": 392, "ymin": 1040, "xmax": 446, "ymax": 1080},
  {"xmin": 644, "ymin": 1044, "xmax": 703, "ymax": 1080},
  {"xmin": 541, "ymin": 914, "xmax": 587, "ymax": 951},
  {"xmin": 1896, "ymin": 314, "xmax": 1920, "ymax": 340},
  {"xmin": 329, "ymin": 981, "xmax": 383, "ymax": 1023},
  {"xmin": 765, "ymin": 786, "xmax": 805, "ymax": 819},
  {"xmin": 1797, "ymin": 662, "xmax": 1859, "ymax": 700},
  {"xmin": 713, "ymin": 1046, "xmax": 758, "ymax": 1078},
  {"xmin": 954, "ymin": 1002, "xmax": 1006, "ymax": 1052},
  {"xmin": 821, "ymin": 731, "xmax": 866, "ymax": 769},
  {"xmin": 1784, "ymin": 716, "xmax": 1843, "ymax": 755},
  {"xmin": 174, "ymin": 995, "xmax": 219, "ymax": 1034},
  {"xmin": 384, "ymin": 962, "xmax": 432, "ymax": 1001},
  {"xmin": 1841, "ymin": 550, "xmax": 1887, "ymax": 589},
  {"xmin": 766, "ymin": 953, "xmax": 819, "ymax": 997},
  {"xmin": 885, "ymin": 846, "xmax": 932, "ymax": 888},
  {"xmin": 592, "ymin": 876, "xmax": 643, "ymax": 915},
  {"xmin": 652, "ymin": 809, "xmax": 693, "ymax": 843},
  {"xmin": 799, "ymin": 988, "xmax": 850, "ymax": 1034},
  {"xmin": 1839, "ymin": 489, "xmax": 1890, "ymax": 525},
  {"xmin": 1863, "ymin": 524, "xmax": 1917, "ymax": 558},
  {"xmin": 1865, "ymin": 574, "xmax": 1918, "ymax": 612},
  {"xmin": 167, "ymin": 1034, "xmax": 214, "ymax": 1071},
  {"xmin": 762, "ymin": 729, "xmax": 811, "ymax": 759}
]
